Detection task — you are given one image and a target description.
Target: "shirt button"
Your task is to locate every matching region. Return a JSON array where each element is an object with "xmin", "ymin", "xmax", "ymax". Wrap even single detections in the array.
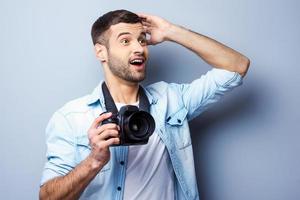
[
  {"xmin": 117, "ymin": 186, "xmax": 122, "ymax": 191},
  {"xmin": 120, "ymin": 161, "xmax": 125, "ymax": 165},
  {"xmin": 166, "ymin": 116, "xmax": 171, "ymax": 122}
]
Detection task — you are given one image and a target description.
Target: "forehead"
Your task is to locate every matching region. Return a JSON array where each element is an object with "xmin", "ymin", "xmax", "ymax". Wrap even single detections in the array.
[{"xmin": 108, "ymin": 23, "xmax": 144, "ymax": 38}]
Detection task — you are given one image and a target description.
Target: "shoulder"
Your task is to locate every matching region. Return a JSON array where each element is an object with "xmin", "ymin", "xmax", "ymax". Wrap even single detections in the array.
[
  {"xmin": 145, "ymin": 81, "xmax": 185, "ymax": 96},
  {"xmin": 145, "ymin": 81, "xmax": 186, "ymax": 112},
  {"xmin": 57, "ymin": 94, "xmax": 92, "ymax": 116},
  {"xmin": 47, "ymin": 93, "xmax": 101, "ymax": 135}
]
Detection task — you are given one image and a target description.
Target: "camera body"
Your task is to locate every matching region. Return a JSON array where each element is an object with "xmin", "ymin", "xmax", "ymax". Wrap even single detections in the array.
[{"xmin": 101, "ymin": 105, "xmax": 155, "ymax": 146}]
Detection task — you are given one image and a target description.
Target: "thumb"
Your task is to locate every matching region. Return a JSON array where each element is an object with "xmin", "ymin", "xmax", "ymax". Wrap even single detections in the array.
[{"xmin": 147, "ymin": 39, "xmax": 154, "ymax": 45}]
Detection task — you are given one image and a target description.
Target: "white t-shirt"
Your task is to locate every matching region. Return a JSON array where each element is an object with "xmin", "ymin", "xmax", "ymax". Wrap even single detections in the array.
[{"xmin": 115, "ymin": 102, "xmax": 175, "ymax": 200}]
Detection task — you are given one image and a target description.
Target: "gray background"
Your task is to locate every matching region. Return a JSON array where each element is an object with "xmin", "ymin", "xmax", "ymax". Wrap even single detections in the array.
[{"xmin": 1, "ymin": 0, "xmax": 299, "ymax": 199}]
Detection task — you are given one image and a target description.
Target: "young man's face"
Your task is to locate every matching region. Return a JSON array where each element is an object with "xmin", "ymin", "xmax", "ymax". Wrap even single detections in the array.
[{"xmin": 105, "ymin": 22, "xmax": 149, "ymax": 83}]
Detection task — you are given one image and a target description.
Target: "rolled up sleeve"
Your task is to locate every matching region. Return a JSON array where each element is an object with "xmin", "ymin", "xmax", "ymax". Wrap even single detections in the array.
[
  {"xmin": 40, "ymin": 111, "xmax": 76, "ymax": 186},
  {"xmin": 180, "ymin": 68, "xmax": 243, "ymax": 120}
]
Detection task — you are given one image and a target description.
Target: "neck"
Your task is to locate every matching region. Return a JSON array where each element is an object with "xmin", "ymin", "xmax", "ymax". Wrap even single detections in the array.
[{"xmin": 104, "ymin": 76, "xmax": 139, "ymax": 104}]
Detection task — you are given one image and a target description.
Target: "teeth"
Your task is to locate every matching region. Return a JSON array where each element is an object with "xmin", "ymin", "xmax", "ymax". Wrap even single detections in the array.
[{"xmin": 130, "ymin": 59, "xmax": 143, "ymax": 64}]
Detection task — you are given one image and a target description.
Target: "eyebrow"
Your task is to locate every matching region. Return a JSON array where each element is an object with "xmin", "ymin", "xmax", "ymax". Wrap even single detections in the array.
[
  {"xmin": 117, "ymin": 32, "xmax": 131, "ymax": 38},
  {"xmin": 117, "ymin": 31, "xmax": 147, "ymax": 39}
]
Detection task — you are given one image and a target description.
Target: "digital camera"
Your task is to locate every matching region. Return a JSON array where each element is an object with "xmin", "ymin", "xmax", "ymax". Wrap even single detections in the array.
[{"xmin": 101, "ymin": 105, "xmax": 155, "ymax": 146}]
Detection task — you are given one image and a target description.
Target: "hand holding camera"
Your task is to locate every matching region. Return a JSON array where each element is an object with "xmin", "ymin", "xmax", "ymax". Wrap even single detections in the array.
[
  {"xmin": 87, "ymin": 112, "xmax": 120, "ymax": 169},
  {"xmin": 86, "ymin": 104, "xmax": 155, "ymax": 170}
]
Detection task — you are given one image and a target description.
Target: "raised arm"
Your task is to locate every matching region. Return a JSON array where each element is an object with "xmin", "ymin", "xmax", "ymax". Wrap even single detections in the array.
[{"xmin": 139, "ymin": 13, "xmax": 250, "ymax": 77}]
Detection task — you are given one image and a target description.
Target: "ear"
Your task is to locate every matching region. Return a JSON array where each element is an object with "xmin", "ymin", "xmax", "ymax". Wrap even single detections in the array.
[{"xmin": 94, "ymin": 43, "xmax": 108, "ymax": 62}]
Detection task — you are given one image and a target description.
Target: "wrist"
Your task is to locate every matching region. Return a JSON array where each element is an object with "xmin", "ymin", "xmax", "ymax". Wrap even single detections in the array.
[
  {"xmin": 164, "ymin": 23, "xmax": 181, "ymax": 41},
  {"xmin": 85, "ymin": 155, "xmax": 106, "ymax": 172},
  {"xmin": 164, "ymin": 24, "xmax": 188, "ymax": 43}
]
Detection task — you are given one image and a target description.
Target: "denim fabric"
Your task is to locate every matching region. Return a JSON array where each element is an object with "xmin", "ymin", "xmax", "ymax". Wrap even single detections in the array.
[{"xmin": 41, "ymin": 68, "xmax": 243, "ymax": 200}]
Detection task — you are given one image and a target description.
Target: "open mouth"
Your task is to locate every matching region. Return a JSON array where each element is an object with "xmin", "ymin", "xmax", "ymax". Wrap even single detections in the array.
[{"xmin": 129, "ymin": 58, "xmax": 145, "ymax": 66}]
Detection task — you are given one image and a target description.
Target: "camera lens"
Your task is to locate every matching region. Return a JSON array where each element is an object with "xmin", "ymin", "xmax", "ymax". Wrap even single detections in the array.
[
  {"xmin": 129, "ymin": 116, "xmax": 148, "ymax": 135},
  {"xmin": 125, "ymin": 111, "xmax": 155, "ymax": 139}
]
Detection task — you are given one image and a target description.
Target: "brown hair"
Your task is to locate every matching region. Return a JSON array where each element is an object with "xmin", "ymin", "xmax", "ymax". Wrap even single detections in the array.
[{"xmin": 91, "ymin": 9, "xmax": 142, "ymax": 45}]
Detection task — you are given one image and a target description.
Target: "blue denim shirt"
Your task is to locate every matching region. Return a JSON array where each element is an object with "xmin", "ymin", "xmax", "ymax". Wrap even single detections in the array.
[{"xmin": 41, "ymin": 68, "xmax": 243, "ymax": 200}]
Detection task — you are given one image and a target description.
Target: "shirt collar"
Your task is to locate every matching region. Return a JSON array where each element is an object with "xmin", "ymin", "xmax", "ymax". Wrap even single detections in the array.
[{"xmin": 86, "ymin": 81, "xmax": 158, "ymax": 106}]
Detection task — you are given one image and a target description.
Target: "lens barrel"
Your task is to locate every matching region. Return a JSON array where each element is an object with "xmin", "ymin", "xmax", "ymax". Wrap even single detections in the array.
[
  {"xmin": 124, "ymin": 111, "xmax": 155, "ymax": 140},
  {"xmin": 100, "ymin": 105, "xmax": 155, "ymax": 145}
]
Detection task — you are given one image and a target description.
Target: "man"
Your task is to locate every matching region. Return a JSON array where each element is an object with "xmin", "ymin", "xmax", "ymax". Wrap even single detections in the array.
[{"xmin": 39, "ymin": 10, "xmax": 249, "ymax": 200}]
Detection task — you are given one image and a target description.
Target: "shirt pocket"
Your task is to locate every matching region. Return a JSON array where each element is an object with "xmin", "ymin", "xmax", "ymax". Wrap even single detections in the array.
[
  {"xmin": 75, "ymin": 135, "xmax": 111, "ymax": 172},
  {"xmin": 166, "ymin": 107, "xmax": 192, "ymax": 149}
]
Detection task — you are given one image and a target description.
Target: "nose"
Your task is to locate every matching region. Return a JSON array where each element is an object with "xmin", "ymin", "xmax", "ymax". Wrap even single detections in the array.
[{"xmin": 132, "ymin": 40, "xmax": 145, "ymax": 54}]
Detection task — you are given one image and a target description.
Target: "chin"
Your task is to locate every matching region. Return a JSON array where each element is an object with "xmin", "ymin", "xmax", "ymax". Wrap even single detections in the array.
[{"xmin": 127, "ymin": 75, "xmax": 146, "ymax": 83}]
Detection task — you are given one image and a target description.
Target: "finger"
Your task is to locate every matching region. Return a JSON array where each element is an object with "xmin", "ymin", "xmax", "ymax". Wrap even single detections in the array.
[
  {"xmin": 104, "ymin": 137, "xmax": 120, "ymax": 146},
  {"xmin": 146, "ymin": 39, "xmax": 154, "ymax": 46},
  {"xmin": 143, "ymin": 28, "xmax": 151, "ymax": 35},
  {"xmin": 142, "ymin": 28, "xmax": 155, "ymax": 45},
  {"xmin": 90, "ymin": 129, "xmax": 119, "ymax": 146},
  {"xmin": 141, "ymin": 20, "xmax": 151, "ymax": 25},
  {"xmin": 143, "ymin": 25, "xmax": 154, "ymax": 33},
  {"xmin": 91, "ymin": 112, "xmax": 112, "ymax": 129},
  {"xmin": 137, "ymin": 13, "xmax": 151, "ymax": 19},
  {"xmin": 97, "ymin": 129, "xmax": 119, "ymax": 141},
  {"xmin": 137, "ymin": 13, "xmax": 153, "ymax": 23},
  {"xmin": 97, "ymin": 123, "xmax": 119, "ymax": 132},
  {"xmin": 89, "ymin": 123, "xmax": 119, "ymax": 140},
  {"xmin": 142, "ymin": 23, "xmax": 152, "ymax": 30},
  {"xmin": 96, "ymin": 124, "xmax": 120, "ymax": 137},
  {"xmin": 141, "ymin": 20, "xmax": 152, "ymax": 27}
]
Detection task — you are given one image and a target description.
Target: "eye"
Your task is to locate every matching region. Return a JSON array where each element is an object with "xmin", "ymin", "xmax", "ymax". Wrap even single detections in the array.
[
  {"xmin": 138, "ymin": 38, "xmax": 147, "ymax": 46},
  {"xmin": 121, "ymin": 39, "xmax": 129, "ymax": 45}
]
